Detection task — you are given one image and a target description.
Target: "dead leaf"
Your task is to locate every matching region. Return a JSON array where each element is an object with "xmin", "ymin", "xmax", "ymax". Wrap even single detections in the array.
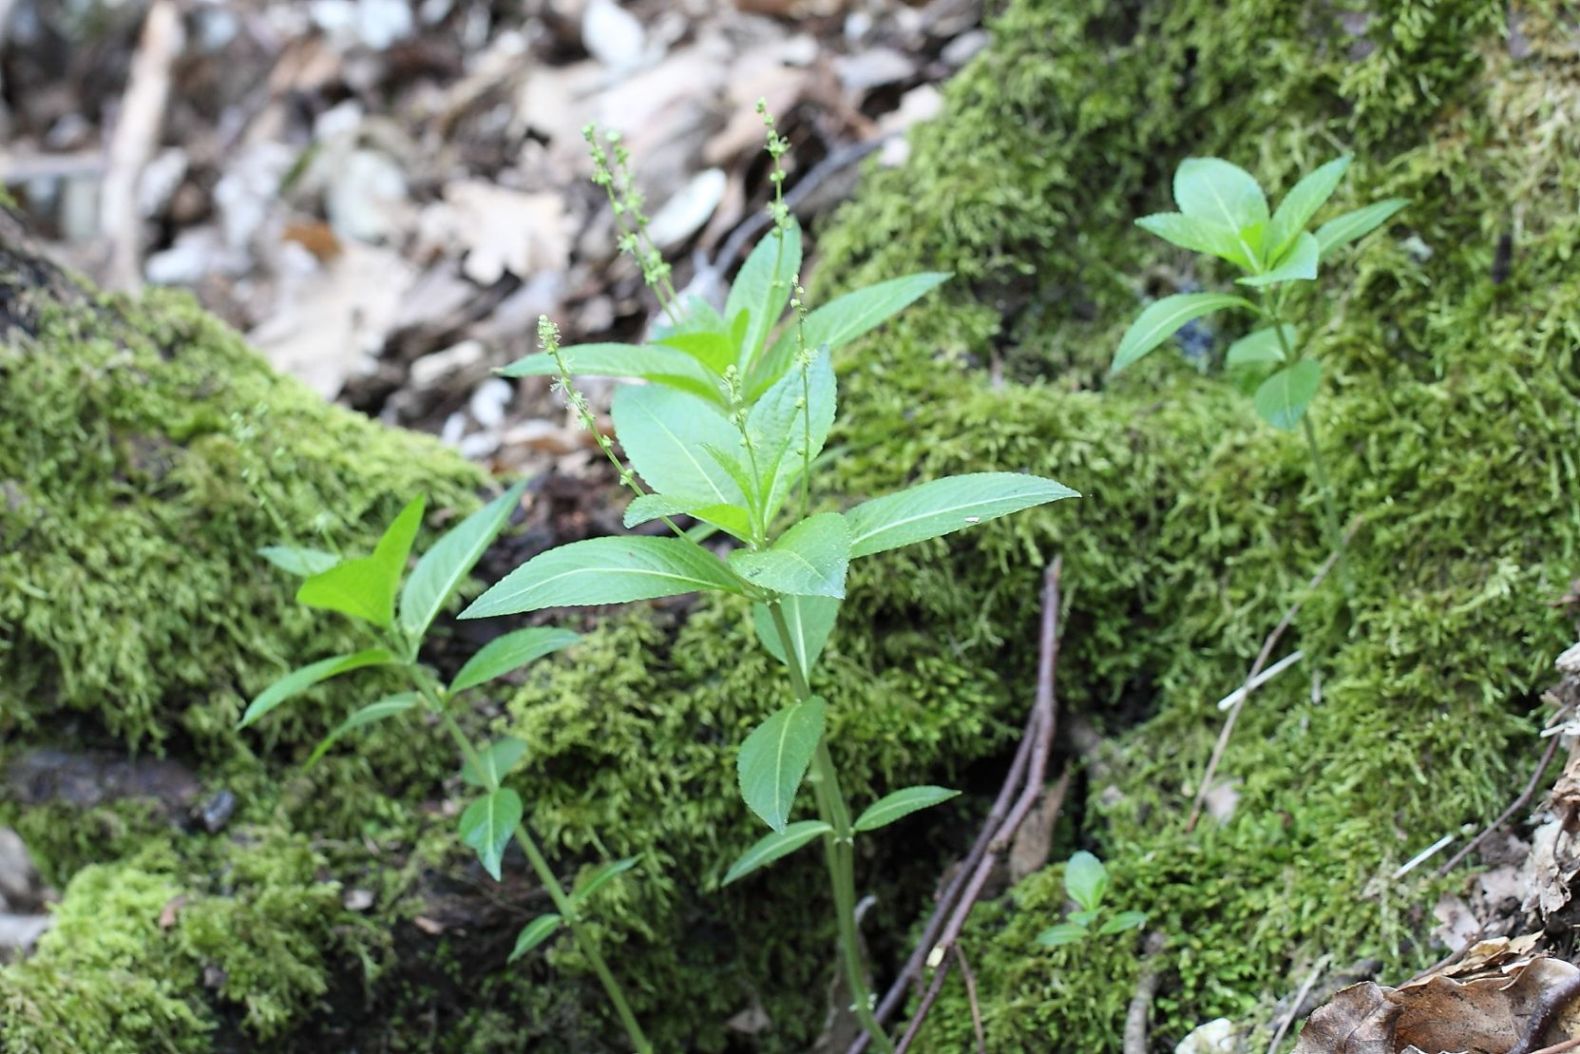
[{"xmin": 417, "ymin": 182, "xmax": 571, "ymax": 286}]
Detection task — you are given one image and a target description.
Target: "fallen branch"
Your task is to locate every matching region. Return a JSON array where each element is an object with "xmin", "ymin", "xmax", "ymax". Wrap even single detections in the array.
[
  {"xmin": 954, "ymin": 947, "xmax": 987, "ymax": 1054},
  {"xmin": 1264, "ymin": 954, "xmax": 1331, "ymax": 1054},
  {"xmin": 1123, "ymin": 931, "xmax": 1169, "ymax": 1054},
  {"xmin": 1435, "ymin": 731, "xmax": 1563, "ymax": 877}
]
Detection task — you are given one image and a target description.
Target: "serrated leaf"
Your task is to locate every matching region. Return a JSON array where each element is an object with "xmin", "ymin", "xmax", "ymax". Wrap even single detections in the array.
[
  {"xmin": 1112, "ymin": 292, "xmax": 1252, "ymax": 374},
  {"xmin": 508, "ymin": 913, "xmax": 562, "ymax": 961},
  {"xmin": 1035, "ymin": 922, "xmax": 1089, "ymax": 947},
  {"xmin": 728, "ymin": 221, "xmax": 802, "ymax": 371},
  {"xmin": 305, "ymin": 692, "xmax": 420, "ymax": 768},
  {"xmin": 1098, "ymin": 910, "xmax": 1148, "ymax": 936},
  {"xmin": 400, "ymin": 482, "xmax": 526, "ymax": 641},
  {"xmin": 1064, "ymin": 851, "xmax": 1109, "ymax": 912},
  {"xmin": 730, "ymin": 514, "xmax": 851, "ymax": 598},
  {"xmin": 1238, "ymin": 231, "xmax": 1319, "ymax": 288},
  {"xmin": 749, "ymin": 273, "xmax": 948, "ymax": 395},
  {"xmin": 1224, "ymin": 325, "xmax": 1294, "ymax": 395},
  {"xmin": 1135, "ymin": 212, "xmax": 1254, "ymax": 270},
  {"xmin": 460, "ymin": 788, "xmax": 523, "ymax": 881},
  {"xmin": 1314, "ymin": 197, "xmax": 1408, "ymax": 257},
  {"xmin": 461, "ymin": 737, "xmax": 529, "ymax": 789},
  {"xmin": 450, "ymin": 627, "xmax": 580, "ymax": 694},
  {"xmin": 571, "ymin": 856, "xmax": 641, "ymax": 906},
  {"xmin": 852, "ymin": 786, "xmax": 961, "ymax": 833},
  {"xmin": 844, "ymin": 473, "xmax": 1077, "ymax": 559},
  {"xmin": 259, "ymin": 546, "xmax": 340, "ymax": 576},
  {"xmin": 297, "ymin": 497, "xmax": 425, "ymax": 627},
  {"xmin": 623, "ymin": 493, "xmax": 698, "ymax": 529},
  {"xmin": 1266, "ymin": 155, "xmax": 1350, "ymax": 261},
  {"xmin": 613, "ymin": 384, "xmax": 749, "ymax": 519},
  {"xmin": 1173, "ymin": 157, "xmax": 1268, "ymax": 238},
  {"xmin": 722, "ymin": 820, "xmax": 832, "ymax": 885},
  {"xmin": 462, "ymin": 536, "xmax": 742, "ymax": 618},
  {"xmin": 239, "ymin": 648, "xmax": 397, "ymax": 729},
  {"xmin": 1253, "ymin": 358, "xmax": 1322, "ymax": 430},
  {"xmin": 747, "ymin": 345, "xmax": 836, "ymax": 522},
  {"xmin": 499, "ymin": 343, "xmax": 723, "ymax": 406},
  {"xmin": 738, "ymin": 697, "xmax": 826, "ymax": 831},
  {"xmin": 752, "ymin": 594, "xmax": 840, "ymax": 673}
]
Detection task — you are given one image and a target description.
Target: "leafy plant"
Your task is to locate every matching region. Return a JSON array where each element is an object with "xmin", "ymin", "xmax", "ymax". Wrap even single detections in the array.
[
  {"xmin": 243, "ymin": 487, "xmax": 654, "ymax": 1052},
  {"xmin": 462, "ymin": 110, "xmax": 1078, "ymax": 1052},
  {"xmin": 1112, "ymin": 155, "xmax": 1406, "ymax": 560},
  {"xmin": 1034, "ymin": 851, "xmax": 1147, "ymax": 947}
]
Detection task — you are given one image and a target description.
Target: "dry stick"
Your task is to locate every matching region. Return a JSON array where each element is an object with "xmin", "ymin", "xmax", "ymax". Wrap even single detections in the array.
[
  {"xmin": 1511, "ymin": 973, "xmax": 1580, "ymax": 1054},
  {"xmin": 1436, "ymin": 731, "xmax": 1564, "ymax": 877},
  {"xmin": 1187, "ymin": 524, "xmax": 1356, "ymax": 832},
  {"xmin": 953, "ymin": 947, "xmax": 988, "ymax": 1054},
  {"xmin": 1264, "ymin": 954, "xmax": 1331, "ymax": 1054},
  {"xmin": 1123, "ymin": 931, "xmax": 1169, "ymax": 1054},
  {"xmin": 1529, "ymin": 1038, "xmax": 1580, "ymax": 1054},
  {"xmin": 890, "ymin": 560, "xmax": 1066, "ymax": 1054}
]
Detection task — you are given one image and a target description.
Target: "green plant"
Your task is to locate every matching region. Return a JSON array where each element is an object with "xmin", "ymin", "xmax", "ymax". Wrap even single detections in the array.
[
  {"xmin": 462, "ymin": 114, "xmax": 1078, "ymax": 1053},
  {"xmin": 1110, "ymin": 155, "xmax": 1406, "ymax": 560},
  {"xmin": 1034, "ymin": 852, "xmax": 1146, "ymax": 947},
  {"xmin": 241, "ymin": 487, "xmax": 654, "ymax": 1053}
]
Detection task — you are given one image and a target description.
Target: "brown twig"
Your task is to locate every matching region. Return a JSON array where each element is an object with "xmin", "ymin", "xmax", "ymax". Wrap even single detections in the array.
[
  {"xmin": 1265, "ymin": 954, "xmax": 1331, "ymax": 1054},
  {"xmin": 1123, "ymin": 931, "xmax": 1169, "ymax": 1054},
  {"xmin": 1187, "ymin": 521, "xmax": 1357, "ymax": 832},
  {"xmin": 887, "ymin": 560, "xmax": 1065, "ymax": 1054},
  {"xmin": 954, "ymin": 947, "xmax": 987, "ymax": 1054},
  {"xmin": 1528, "ymin": 1037, "xmax": 1580, "ymax": 1054},
  {"xmin": 1436, "ymin": 731, "xmax": 1563, "ymax": 877},
  {"xmin": 1511, "ymin": 973, "xmax": 1580, "ymax": 1054}
]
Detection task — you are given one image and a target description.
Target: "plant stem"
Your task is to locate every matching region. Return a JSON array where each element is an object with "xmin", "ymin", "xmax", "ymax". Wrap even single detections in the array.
[
  {"xmin": 419, "ymin": 680, "xmax": 654, "ymax": 1053},
  {"xmin": 767, "ymin": 604, "xmax": 895, "ymax": 1054},
  {"xmin": 1300, "ymin": 413, "xmax": 1344, "ymax": 567}
]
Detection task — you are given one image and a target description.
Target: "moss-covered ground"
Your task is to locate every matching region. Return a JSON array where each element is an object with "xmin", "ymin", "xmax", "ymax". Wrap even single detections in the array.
[{"xmin": 2, "ymin": 0, "xmax": 1579, "ymax": 1050}]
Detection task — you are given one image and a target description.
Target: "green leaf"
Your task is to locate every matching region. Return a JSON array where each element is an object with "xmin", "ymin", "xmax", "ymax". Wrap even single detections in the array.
[
  {"xmin": 508, "ymin": 914, "xmax": 562, "ymax": 962},
  {"xmin": 238, "ymin": 648, "xmax": 397, "ymax": 729},
  {"xmin": 1237, "ymin": 231, "xmax": 1319, "ymax": 288},
  {"xmin": 1173, "ymin": 157, "xmax": 1269, "ymax": 233},
  {"xmin": 623, "ymin": 493, "xmax": 697, "ymax": 529},
  {"xmin": 722, "ymin": 820, "xmax": 832, "ymax": 885},
  {"xmin": 730, "ymin": 513, "xmax": 851, "ymax": 598},
  {"xmin": 461, "ymin": 737, "xmax": 529, "ymax": 789},
  {"xmin": 737, "ymin": 697, "xmax": 826, "ymax": 831},
  {"xmin": 752, "ymin": 594, "xmax": 840, "ymax": 673},
  {"xmin": 450, "ymin": 627, "xmax": 580, "ymax": 694},
  {"xmin": 852, "ymin": 786, "xmax": 961, "ymax": 833},
  {"xmin": 749, "ymin": 273, "xmax": 948, "ymax": 395},
  {"xmin": 399, "ymin": 482, "xmax": 526, "ymax": 641},
  {"xmin": 1314, "ymin": 198, "xmax": 1408, "ymax": 257},
  {"xmin": 1266, "ymin": 155, "xmax": 1350, "ymax": 261},
  {"xmin": 259, "ymin": 546, "xmax": 340, "ymax": 576},
  {"xmin": 460, "ymin": 788, "xmax": 523, "ymax": 881},
  {"xmin": 1224, "ymin": 325, "xmax": 1294, "ymax": 395},
  {"xmin": 1111, "ymin": 292, "xmax": 1253, "ymax": 374},
  {"xmin": 1098, "ymin": 910, "xmax": 1148, "ymax": 936},
  {"xmin": 612, "ymin": 384, "xmax": 748, "ymax": 515},
  {"xmin": 747, "ymin": 346, "xmax": 836, "ymax": 521},
  {"xmin": 1253, "ymin": 359, "xmax": 1322, "ymax": 430},
  {"xmin": 499, "ymin": 343, "xmax": 722, "ymax": 406},
  {"xmin": 570, "ymin": 856, "xmax": 641, "ymax": 906},
  {"xmin": 1064, "ymin": 851, "xmax": 1109, "ymax": 912},
  {"xmin": 297, "ymin": 497, "xmax": 426, "ymax": 627},
  {"xmin": 305, "ymin": 692, "xmax": 420, "ymax": 768},
  {"xmin": 1134, "ymin": 212, "xmax": 1254, "ymax": 270},
  {"xmin": 657, "ymin": 329, "xmax": 737, "ymax": 376},
  {"xmin": 462, "ymin": 536, "xmax": 742, "ymax": 618},
  {"xmin": 1035, "ymin": 922, "xmax": 1089, "ymax": 947},
  {"xmin": 844, "ymin": 473, "xmax": 1078, "ymax": 560},
  {"xmin": 728, "ymin": 221, "xmax": 802, "ymax": 370}
]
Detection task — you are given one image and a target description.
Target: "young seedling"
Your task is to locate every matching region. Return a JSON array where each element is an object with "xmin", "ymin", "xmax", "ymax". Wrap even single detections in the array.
[
  {"xmin": 462, "ymin": 110, "xmax": 1078, "ymax": 1053},
  {"xmin": 1111, "ymin": 155, "xmax": 1406, "ymax": 562},
  {"xmin": 245, "ymin": 487, "xmax": 654, "ymax": 1053},
  {"xmin": 1034, "ymin": 851, "xmax": 1147, "ymax": 947}
]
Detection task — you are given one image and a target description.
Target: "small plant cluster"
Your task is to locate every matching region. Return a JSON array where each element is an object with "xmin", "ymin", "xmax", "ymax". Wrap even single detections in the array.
[
  {"xmin": 1111, "ymin": 155, "xmax": 1405, "ymax": 558},
  {"xmin": 1034, "ymin": 851, "xmax": 1146, "ymax": 947}
]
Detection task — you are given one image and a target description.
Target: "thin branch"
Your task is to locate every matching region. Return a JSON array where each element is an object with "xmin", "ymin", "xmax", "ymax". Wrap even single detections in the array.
[
  {"xmin": 1123, "ymin": 931, "xmax": 1169, "ymax": 1054},
  {"xmin": 954, "ymin": 947, "xmax": 987, "ymax": 1054},
  {"xmin": 1265, "ymin": 955, "xmax": 1331, "ymax": 1054},
  {"xmin": 1436, "ymin": 731, "xmax": 1563, "ymax": 876}
]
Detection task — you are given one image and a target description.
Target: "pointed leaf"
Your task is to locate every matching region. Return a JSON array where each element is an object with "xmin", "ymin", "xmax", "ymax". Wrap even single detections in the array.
[
  {"xmin": 1064, "ymin": 851, "xmax": 1109, "ymax": 912},
  {"xmin": 1036, "ymin": 922, "xmax": 1090, "ymax": 947},
  {"xmin": 1098, "ymin": 910, "xmax": 1148, "ymax": 936},
  {"xmin": 305, "ymin": 692, "xmax": 421, "ymax": 767},
  {"xmin": 462, "ymin": 536, "xmax": 742, "ymax": 618},
  {"xmin": 460, "ymin": 788, "xmax": 523, "ymax": 881},
  {"xmin": 852, "ymin": 786, "xmax": 961, "ymax": 833},
  {"xmin": 499, "ymin": 343, "xmax": 722, "ymax": 405},
  {"xmin": 508, "ymin": 914, "xmax": 562, "ymax": 961},
  {"xmin": 748, "ymin": 345, "xmax": 836, "ymax": 521},
  {"xmin": 657, "ymin": 329, "xmax": 738, "ymax": 376},
  {"xmin": 612, "ymin": 384, "xmax": 748, "ymax": 513},
  {"xmin": 1253, "ymin": 359, "xmax": 1322, "ymax": 430},
  {"xmin": 1173, "ymin": 157, "xmax": 1269, "ymax": 232},
  {"xmin": 752, "ymin": 594, "xmax": 840, "ymax": 673},
  {"xmin": 400, "ymin": 483, "xmax": 526, "ymax": 641},
  {"xmin": 722, "ymin": 820, "xmax": 832, "ymax": 885},
  {"xmin": 461, "ymin": 737, "xmax": 529, "ymax": 789},
  {"xmin": 450, "ymin": 628, "xmax": 580, "ymax": 694},
  {"xmin": 259, "ymin": 546, "xmax": 340, "ymax": 576},
  {"xmin": 738, "ymin": 697, "xmax": 826, "ymax": 831},
  {"xmin": 844, "ymin": 473, "xmax": 1078, "ymax": 559},
  {"xmin": 571, "ymin": 856, "xmax": 641, "ymax": 906},
  {"xmin": 1135, "ymin": 212, "xmax": 1253, "ymax": 270},
  {"xmin": 1237, "ymin": 232, "xmax": 1319, "ymax": 288},
  {"xmin": 1112, "ymin": 292, "xmax": 1253, "ymax": 374},
  {"xmin": 1314, "ymin": 198, "xmax": 1408, "ymax": 257},
  {"xmin": 1225, "ymin": 324, "xmax": 1294, "ymax": 395},
  {"xmin": 623, "ymin": 493, "xmax": 699, "ymax": 529},
  {"xmin": 297, "ymin": 497, "xmax": 425, "ymax": 627},
  {"xmin": 239, "ymin": 648, "xmax": 397, "ymax": 729},
  {"xmin": 728, "ymin": 221, "xmax": 802, "ymax": 370},
  {"xmin": 1266, "ymin": 155, "xmax": 1350, "ymax": 260},
  {"xmin": 730, "ymin": 513, "xmax": 851, "ymax": 598}
]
